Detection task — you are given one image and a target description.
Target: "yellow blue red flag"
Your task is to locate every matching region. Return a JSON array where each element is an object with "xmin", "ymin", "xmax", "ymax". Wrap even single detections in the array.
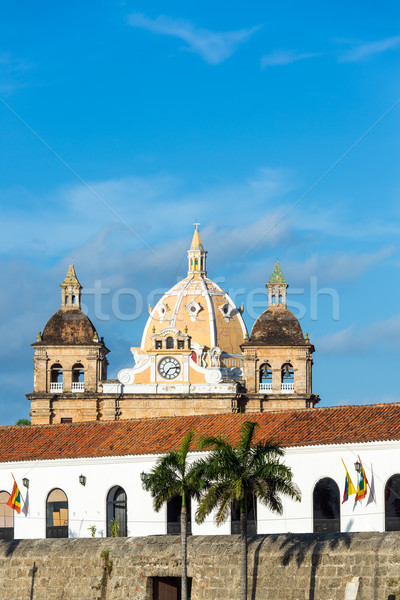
[
  {"xmin": 355, "ymin": 456, "xmax": 369, "ymax": 502},
  {"xmin": 341, "ymin": 459, "xmax": 356, "ymax": 503},
  {"xmin": 7, "ymin": 479, "xmax": 21, "ymax": 514}
]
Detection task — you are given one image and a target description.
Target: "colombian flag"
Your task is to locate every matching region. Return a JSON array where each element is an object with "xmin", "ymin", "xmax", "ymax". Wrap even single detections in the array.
[
  {"xmin": 355, "ymin": 457, "xmax": 368, "ymax": 502},
  {"xmin": 341, "ymin": 459, "xmax": 356, "ymax": 503},
  {"xmin": 7, "ymin": 479, "xmax": 21, "ymax": 514}
]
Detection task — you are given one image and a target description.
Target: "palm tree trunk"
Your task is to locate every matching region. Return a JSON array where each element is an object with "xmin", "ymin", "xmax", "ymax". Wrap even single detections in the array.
[
  {"xmin": 181, "ymin": 503, "xmax": 188, "ymax": 600},
  {"xmin": 240, "ymin": 511, "xmax": 248, "ymax": 600}
]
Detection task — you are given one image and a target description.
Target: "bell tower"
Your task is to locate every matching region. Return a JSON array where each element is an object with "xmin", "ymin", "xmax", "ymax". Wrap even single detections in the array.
[
  {"xmin": 241, "ymin": 262, "xmax": 319, "ymax": 411},
  {"xmin": 28, "ymin": 265, "xmax": 109, "ymax": 425}
]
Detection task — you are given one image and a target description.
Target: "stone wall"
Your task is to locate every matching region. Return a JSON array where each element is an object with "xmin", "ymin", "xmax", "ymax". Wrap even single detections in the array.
[{"xmin": 1, "ymin": 533, "xmax": 400, "ymax": 600}]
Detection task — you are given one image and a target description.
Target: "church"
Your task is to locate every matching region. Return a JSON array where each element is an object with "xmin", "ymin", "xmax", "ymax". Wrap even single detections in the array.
[
  {"xmin": 0, "ymin": 227, "xmax": 400, "ymax": 541},
  {"xmin": 28, "ymin": 226, "xmax": 318, "ymax": 425}
]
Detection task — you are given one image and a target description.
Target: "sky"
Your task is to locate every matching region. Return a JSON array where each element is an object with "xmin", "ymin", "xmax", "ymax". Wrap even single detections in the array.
[{"xmin": 0, "ymin": 1, "xmax": 399, "ymax": 424}]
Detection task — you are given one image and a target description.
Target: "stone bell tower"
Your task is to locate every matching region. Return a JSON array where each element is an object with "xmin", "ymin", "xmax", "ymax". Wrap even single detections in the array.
[
  {"xmin": 27, "ymin": 265, "xmax": 109, "ymax": 425},
  {"xmin": 241, "ymin": 262, "xmax": 319, "ymax": 411}
]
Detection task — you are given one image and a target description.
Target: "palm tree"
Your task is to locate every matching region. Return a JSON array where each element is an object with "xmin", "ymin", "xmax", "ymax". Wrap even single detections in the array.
[
  {"xmin": 141, "ymin": 430, "xmax": 202, "ymax": 600},
  {"xmin": 195, "ymin": 421, "xmax": 301, "ymax": 600}
]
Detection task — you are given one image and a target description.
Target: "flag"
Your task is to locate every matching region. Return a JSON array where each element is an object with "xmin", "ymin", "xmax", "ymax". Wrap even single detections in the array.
[
  {"xmin": 355, "ymin": 457, "xmax": 369, "ymax": 502},
  {"xmin": 341, "ymin": 459, "xmax": 356, "ymax": 503},
  {"xmin": 366, "ymin": 463, "xmax": 376, "ymax": 505},
  {"xmin": 7, "ymin": 479, "xmax": 21, "ymax": 514}
]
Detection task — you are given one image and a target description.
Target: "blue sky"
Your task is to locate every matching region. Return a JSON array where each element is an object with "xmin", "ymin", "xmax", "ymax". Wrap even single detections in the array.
[{"xmin": 0, "ymin": 1, "xmax": 399, "ymax": 424}]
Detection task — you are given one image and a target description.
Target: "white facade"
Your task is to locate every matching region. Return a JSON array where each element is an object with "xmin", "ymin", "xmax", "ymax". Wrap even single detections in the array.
[{"xmin": 1, "ymin": 439, "xmax": 398, "ymax": 539}]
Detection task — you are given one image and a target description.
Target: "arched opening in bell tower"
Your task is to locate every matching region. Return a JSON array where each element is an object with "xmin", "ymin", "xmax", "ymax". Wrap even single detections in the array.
[
  {"xmin": 259, "ymin": 363, "xmax": 272, "ymax": 392},
  {"xmin": 281, "ymin": 363, "xmax": 294, "ymax": 392},
  {"xmin": 50, "ymin": 364, "xmax": 63, "ymax": 393},
  {"xmin": 72, "ymin": 363, "xmax": 85, "ymax": 392}
]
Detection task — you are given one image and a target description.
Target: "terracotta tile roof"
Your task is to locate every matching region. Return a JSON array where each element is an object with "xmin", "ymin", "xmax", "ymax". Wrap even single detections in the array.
[{"xmin": 1, "ymin": 403, "xmax": 400, "ymax": 463}]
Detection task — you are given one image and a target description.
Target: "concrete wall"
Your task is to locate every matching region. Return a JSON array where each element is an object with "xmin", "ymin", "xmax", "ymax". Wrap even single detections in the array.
[{"xmin": 1, "ymin": 533, "xmax": 400, "ymax": 599}]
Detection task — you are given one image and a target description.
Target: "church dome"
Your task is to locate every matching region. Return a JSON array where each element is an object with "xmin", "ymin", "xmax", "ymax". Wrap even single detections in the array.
[
  {"xmin": 140, "ymin": 228, "xmax": 247, "ymax": 355},
  {"xmin": 249, "ymin": 306, "xmax": 306, "ymax": 346},
  {"xmin": 42, "ymin": 309, "xmax": 98, "ymax": 345}
]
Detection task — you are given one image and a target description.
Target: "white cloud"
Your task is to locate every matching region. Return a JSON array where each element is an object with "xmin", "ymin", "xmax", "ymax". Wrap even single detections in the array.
[
  {"xmin": 0, "ymin": 52, "xmax": 32, "ymax": 95},
  {"xmin": 261, "ymin": 49, "xmax": 319, "ymax": 68},
  {"xmin": 339, "ymin": 35, "xmax": 400, "ymax": 62},
  {"xmin": 128, "ymin": 13, "xmax": 260, "ymax": 65},
  {"xmin": 330, "ymin": 394, "xmax": 400, "ymax": 407},
  {"xmin": 316, "ymin": 313, "xmax": 400, "ymax": 355},
  {"xmin": 283, "ymin": 247, "xmax": 395, "ymax": 286}
]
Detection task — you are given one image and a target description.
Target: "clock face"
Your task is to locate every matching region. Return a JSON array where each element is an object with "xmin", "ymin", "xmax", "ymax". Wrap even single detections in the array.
[{"xmin": 158, "ymin": 357, "xmax": 181, "ymax": 380}]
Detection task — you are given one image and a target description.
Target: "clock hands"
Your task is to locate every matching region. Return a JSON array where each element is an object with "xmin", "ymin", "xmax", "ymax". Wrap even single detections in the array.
[{"xmin": 158, "ymin": 357, "xmax": 181, "ymax": 379}]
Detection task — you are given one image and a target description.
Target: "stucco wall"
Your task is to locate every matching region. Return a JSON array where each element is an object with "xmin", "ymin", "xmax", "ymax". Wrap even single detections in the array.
[{"xmin": 1, "ymin": 533, "xmax": 400, "ymax": 599}]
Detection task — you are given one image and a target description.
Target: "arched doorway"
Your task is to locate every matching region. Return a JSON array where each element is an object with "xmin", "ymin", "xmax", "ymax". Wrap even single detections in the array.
[
  {"xmin": 107, "ymin": 486, "xmax": 127, "ymax": 537},
  {"xmin": 385, "ymin": 474, "xmax": 400, "ymax": 531},
  {"xmin": 0, "ymin": 491, "xmax": 14, "ymax": 540},
  {"xmin": 313, "ymin": 477, "xmax": 340, "ymax": 532},
  {"xmin": 46, "ymin": 488, "xmax": 68, "ymax": 538}
]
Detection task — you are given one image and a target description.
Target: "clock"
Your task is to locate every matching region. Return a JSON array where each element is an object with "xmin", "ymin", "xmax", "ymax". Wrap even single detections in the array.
[{"xmin": 158, "ymin": 357, "xmax": 181, "ymax": 380}]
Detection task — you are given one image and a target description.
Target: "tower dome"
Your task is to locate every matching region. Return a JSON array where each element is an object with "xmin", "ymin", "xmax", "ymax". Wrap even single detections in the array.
[
  {"xmin": 42, "ymin": 309, "xmax": 98, "ymax": 345},
  {"xmin": 249, "ymin": 307, "xmax": 307, "ymax": 346}
]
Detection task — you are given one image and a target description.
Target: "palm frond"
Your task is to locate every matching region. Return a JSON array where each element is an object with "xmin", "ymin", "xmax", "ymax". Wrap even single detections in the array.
[
  {"xmin": 179, "ymin": 430, "xmax": 195, "ymax": 461},
  {"xmin": 239, "ymin": 421, "xmax": 259, "ymax": 451},
  {"xmin": 196, "ymin": 481, "xmax": 234, "ymax": 524}
]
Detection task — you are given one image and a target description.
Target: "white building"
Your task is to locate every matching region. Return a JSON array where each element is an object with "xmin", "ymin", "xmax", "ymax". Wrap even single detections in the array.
[{"xmin": 1, "ymin": 406, "xmax": 400, "ymax": 540}]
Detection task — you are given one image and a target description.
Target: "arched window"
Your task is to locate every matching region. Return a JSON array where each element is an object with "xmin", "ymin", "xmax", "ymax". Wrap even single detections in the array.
[
  {"xmin": 259, "ymin": 363, "xmax": 272, "ymax": 391},
  {"xmin": 279, "ymin": 294, "xmax": 283, "ymax": 304},
  {"xmin": 385, "ymin": 474, "xmax": 400, "ymax": 531},
  {"xmin": 313, "ymin": 477, "xmax": 340, "ymax": 532},
  {"xmin": 166, "ymin": 337, "xmax": 174, "ymax": 349},
  {"xmin": 0, "ymin": 491, "xmax": 14, "ymax": 540},
  {"xmin": 272, "ymin": 295, "xmax": 276, "ymax": 304},
  {"xmin": 194, "ymin": 259, "xmax": 198, "ymax": 270},
  {"xmin": 50, "ymin": 363, "xmax": 63, "ymax": 392},
  {"xmin": 46, "ymin": 489, "xmax": 68, "ymax": 538},
  {"xmin": 107, "ymin": 486, "xmax": 127, "ymax": 537},
  {"xmin": 72, "ymin": 363, "xmax": 85, "ymax": 392},
  {"xmin": 65, "ymin": 295, "xmax": 69, "ymax": 305},
  {"xmin": 281, "ymin": 363, "xmax": 294, "ymax": 392},
  {"xmin": 231, "ymin": 493, "xmax": 257, "ymax": 535},
  {"xmin": 72, "ymin": 295, "xmax": 76, "ymax": 305},
  {"xmin": 167, "ymin": 496, "xmax": 191, "ymax": 535}
]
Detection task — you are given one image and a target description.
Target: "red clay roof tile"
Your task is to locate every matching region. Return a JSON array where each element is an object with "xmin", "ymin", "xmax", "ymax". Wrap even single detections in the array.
[{"xmin": 1, "ymin": 403, "xmax": 399, "ymax": 463}]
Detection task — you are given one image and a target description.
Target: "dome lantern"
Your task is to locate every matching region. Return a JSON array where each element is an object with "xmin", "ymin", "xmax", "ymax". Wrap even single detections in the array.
[
  {"xmin": 267, "ymin": 261, "xmax": 288, "ymax": 308},
  {"xmin": 187, "ymin": 222, "xmax": 207, "ymax": 276},
  {"xmin": 60, "ymin": 265, "xmax": 82, "ymax": 310}
]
